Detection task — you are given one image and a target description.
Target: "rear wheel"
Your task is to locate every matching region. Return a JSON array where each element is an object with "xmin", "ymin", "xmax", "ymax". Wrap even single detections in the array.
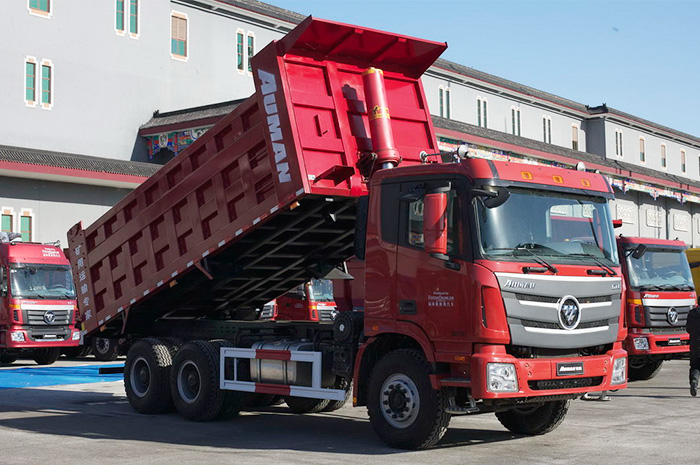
[
  {"xmin": 495, "ymin": 400, "xmax": 570, "ymax": 435},
  {"xmin": 124, "ymin": 338, "xmax": 174, "ymax": 414},
  {"xmin": 171, "ymin": 340, "xmax": 240, "ymax": 421},
  {"xmin": 32, "ymin": 348, "xmax": 61, "ymax": 365},
  {"xmin": 92, "ymin": 337, "xmax": 120, "ymax": 361},
  {"xmin": 367, "ymin": 349, "xmax": 451, "ymax": 450},
  {"xmin": 628, "ymin": 358, "xmax": 663, "ymax": 381},
  {"xmin": 322, "ymin": 379, "xmax": 351, "ymax": 412},
  {"xmin": 284, "ymin": 396, "xmax": 330, "ymax": 414}
]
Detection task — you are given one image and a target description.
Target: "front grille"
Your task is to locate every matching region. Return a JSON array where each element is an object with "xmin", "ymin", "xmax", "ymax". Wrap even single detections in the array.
[
  {"xmin": 648, "ymin": 327, "xmax": 689, "ymax": 334},
  {"xmin": 25, "ymin": 309, "xmax": 71, "ymax": 325},
  {"xmin": 516, "ymin": 294, "xmax": 611, "ymax": 304},
  {"xmin": 656, "ymin": 339, "xmax": 689, "ymax": 347},
  {"xmin": 529, "ymin": 376, "xmax": 603, "ymax": 391},
  {"xmin": 521, "ymin": 319, "xmax": 610, "ymax": 330},
  {"xmin": 28, "ymin": 325, "xmax": 70, "ymax": 341},
  {"xmin": 319, "ymin": 308, "xmax": 335, "ymax": 321},
  {"xmin": 645, "ymin": 306, "xmax": 692, "ymax": 327}
]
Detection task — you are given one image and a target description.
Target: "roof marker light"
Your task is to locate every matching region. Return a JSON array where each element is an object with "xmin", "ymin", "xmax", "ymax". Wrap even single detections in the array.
[{"xmin": 521, "ymin": 171, "xmax": 533, "ymax": 180}]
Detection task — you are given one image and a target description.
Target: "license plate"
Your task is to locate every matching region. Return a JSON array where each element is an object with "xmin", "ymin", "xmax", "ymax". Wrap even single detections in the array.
[
  {"xmin": 556, "ymin": 362, "xmax": 584, "ymax": 376},
  {"xmin": 668, "ymin": 339, "xmax": 681, "ymax": 346}
]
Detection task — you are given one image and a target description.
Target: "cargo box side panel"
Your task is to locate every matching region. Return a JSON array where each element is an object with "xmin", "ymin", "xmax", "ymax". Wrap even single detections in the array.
[{"xmin": 70, "ymin": 98, "xmax": 308, "ymax": 334}]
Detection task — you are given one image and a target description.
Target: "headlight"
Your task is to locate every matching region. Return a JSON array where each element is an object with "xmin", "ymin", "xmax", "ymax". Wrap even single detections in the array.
[
  {"xmin": 611, "ymin": 357, "xmax": 627, "ymax": 385},
  {"xmin": 10, "ymin": 331, "xmax": 25, "ymax": 342},
  {"xmin": 633, "ymin": 337, "xmax": 649, "ymax": 351},
  {"xmin": 487, "ymin": 362, "xmax": 518, "ymax": 392},
  {"xmin": 72, "ymin": 332, "xmax": 81, "ymax": 341}
]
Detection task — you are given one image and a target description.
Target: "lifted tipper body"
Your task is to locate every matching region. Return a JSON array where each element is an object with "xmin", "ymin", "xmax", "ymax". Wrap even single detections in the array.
[
  {"xmin": 0, "ymin": 240, "xmax": 79, "ymax": 365},
  {"xmin": 68, "ymin": 17, "xmax": 627, "ymax": 449},
  {"xmin": 618, "ymin": 237, "xmax": 695, "ymax": 380}
]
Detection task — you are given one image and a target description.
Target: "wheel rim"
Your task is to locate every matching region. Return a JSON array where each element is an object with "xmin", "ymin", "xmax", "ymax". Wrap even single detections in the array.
[
  {"xmin": 177, "ymin": 360, "xmax": 201, "ymax": 404},
  {"xmin": 95, "ymin": 338, "xmax": 110, "ymax": 355},
  {"xmin": 380, "ymin": 373, "xmax": 420, "ymax": 429},
  {"xmin": 130, "ymin": 356, "xmax": 151, "ymax": 397}
]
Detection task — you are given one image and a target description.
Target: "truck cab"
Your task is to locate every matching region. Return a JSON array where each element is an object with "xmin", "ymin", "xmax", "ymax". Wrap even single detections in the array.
[
  {"xmin": 0, "ymin": 240, "xmax": 80, "ymax": 365},
  {"xmin": 261, "ymin": 279, "xmax": 337, "ymax": 321},
  {"xmin": 617, "ymin": 237, "xmax": 695, "ymax": 380}
]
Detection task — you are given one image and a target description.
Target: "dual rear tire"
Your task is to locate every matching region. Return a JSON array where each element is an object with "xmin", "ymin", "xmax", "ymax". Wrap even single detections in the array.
[{"xmin": 124, "ymin": 338, "xmax": 246, "ymax": 420}]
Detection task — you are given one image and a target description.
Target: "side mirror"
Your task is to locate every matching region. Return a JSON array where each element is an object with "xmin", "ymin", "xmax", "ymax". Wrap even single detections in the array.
[
  {"xmin": 472, "ymin": 186, "xmax": 510, "ymax": 209},
  {"xmin": 632, "ymin": 244, "xmax": 647, "ymax": 260},
  {"xmin": 612, "ymin": 219, "xmax": 623, "ymax": 228},
  {"xmin": 423, "ymin": 193, "xmax": 448, "ymax": 257},
  {"xmin": 0, "ymin": 268, "xmax": 6, "ymax": 297}
]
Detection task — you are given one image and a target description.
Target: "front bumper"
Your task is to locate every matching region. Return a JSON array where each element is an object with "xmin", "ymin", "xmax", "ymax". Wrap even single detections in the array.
[
  {"xmin": 624, "ymin": 330, "xmax": 689, "ymax": 357},
  {"xmin": 469, "ymin": 344, "xmax": 627, "ymax": 400},
  {"xmin": 1, "ymin": 325, "xmax": 80, "ymax": 349}
]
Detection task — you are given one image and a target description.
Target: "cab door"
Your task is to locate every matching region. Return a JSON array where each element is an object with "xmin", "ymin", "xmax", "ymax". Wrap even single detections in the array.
[{"xmin": 394, "ymin": 179, "xmax": 473, "ymax": 352}]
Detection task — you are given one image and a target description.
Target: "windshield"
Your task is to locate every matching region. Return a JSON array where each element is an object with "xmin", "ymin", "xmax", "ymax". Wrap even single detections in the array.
[
  {"xmin": 10, "ymin": 264, "xmax": 76, "ymax": 299},
  {"xmin": 476, "ymin": 187, "xmax": 618, "ymax": 266},
  {"xmin": 308, "ymin": 279, "xmax": 334, "ymax": 302},
  {"xmin": 625, "ymin": 248, "xmax": 694, "ymax": 291}
]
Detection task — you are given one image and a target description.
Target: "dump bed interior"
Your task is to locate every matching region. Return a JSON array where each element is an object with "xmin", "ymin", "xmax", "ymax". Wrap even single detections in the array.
[{"xmin": 67, "ymin": 16, "xmax": 446, "ymax": 336}]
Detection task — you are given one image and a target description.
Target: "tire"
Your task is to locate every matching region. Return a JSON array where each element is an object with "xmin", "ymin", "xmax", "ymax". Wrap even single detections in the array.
[
  {"xmin": 244, "ymin": 393, "xmax": 283, "ymax": 409},
  {"xmin": 0, "ymin": 354, "xmax": 18, "ymax": 365},
  {"xmin": 284, "ymin": 396, "xmax": 330, "ymax": 414},
  {"xmin": 92, "ymin": 336, "xmax": 120, "ymax": 362},
  {"xmin": 124, "ymin": 338, "xmax": 175, "ymax": 414},
  {"xmin": 367, "ymin": 349, "xmax": 451, "ymax": 450},
  {"xmin": 628, "ymin": 358, "xmax": 663, "ymax": 381},
  {"xmin": 171, "ymin": 340, "xmax": 231, "ymax": 421},
  {"xmin": 63, "ymin": 346, "xmax": 91, "ymax": 358},
  {"xmin": 32, "ymin": 348, "xmax": 61, "ymax": 365},
  {"xmin": 495, "ymin": 400, "xmax": 570, "ymax": 435},
  {"xmin": 322, "ymin": 380, "xmax": 351, "ymax": 412},
  {"xmin": 209, "ymin": 340, "xmax": 247, "ymax": 420}
]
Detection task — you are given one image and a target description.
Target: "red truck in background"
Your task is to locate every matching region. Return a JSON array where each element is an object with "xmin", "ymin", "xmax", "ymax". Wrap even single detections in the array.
[
  {"xmin": 66, "ymin": 17, "xmax": 627, "ymax": 449},
  {"xmin": 0, "ymin": 236, "xmax": 80, "ymax": 365},
  {"xmin": 617, "ymin": 236, "xmax": 695, "ymax": 380},
  {"xmin": 260, "ymin": 279, "xmax": 337, "ymax": 321}
]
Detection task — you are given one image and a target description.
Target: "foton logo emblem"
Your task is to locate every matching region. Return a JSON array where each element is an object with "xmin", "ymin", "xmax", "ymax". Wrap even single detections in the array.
[
  {"xmin": 258, "ymin": 69, "xmax": 291, "ymax": 184},
  {"xmin": 504, "ymin": 279, "xmax": 535, "ymax": 290}
]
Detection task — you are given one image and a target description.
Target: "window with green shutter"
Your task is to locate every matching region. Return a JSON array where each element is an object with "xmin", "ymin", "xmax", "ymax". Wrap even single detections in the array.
[
  {"xmin": 1, "ymin": 215, "xmax": 12, "ymax": 233},
  {"xmin": 171, "ymin": 15, "xmax": 187, "ymax": 57},
  {"xmin": 116, "ymin": 0, "xmax": 125, "ymax": 31},
  {"xmin": 247, "ymin": 35, "xmax": 254, "ymax": 72},
  {"xmin": 30, "ymin": 0, "xmax": 50, "ymax": 12},
  {"xmin": 41, "ymin": 65, "xmax": 51, "ymax": 105},
  {"xmin": 25, "ymin": 62, "xmax": 36, "ymax": 102},
  {"xmin": 20, "ymin": 216, "xmax": 31, "ymax": 242},
  {"xmin": 237, "ymin": 32, "xmax": 244, "ymax": 71},
  {"xmin": 129, "ymin": 0, "xmax": 138, "ymax": 34}
]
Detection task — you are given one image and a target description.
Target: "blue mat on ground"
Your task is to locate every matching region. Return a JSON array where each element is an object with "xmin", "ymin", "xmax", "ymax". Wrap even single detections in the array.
[{"xmin": 0, "ymin": 364, "xmax": 123, "ymax": 389}]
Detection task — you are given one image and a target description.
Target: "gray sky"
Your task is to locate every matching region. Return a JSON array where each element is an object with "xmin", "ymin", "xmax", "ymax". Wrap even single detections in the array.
[{"xmin": 270, "ymin": 0, "xmax": 700, "ymax": 137}]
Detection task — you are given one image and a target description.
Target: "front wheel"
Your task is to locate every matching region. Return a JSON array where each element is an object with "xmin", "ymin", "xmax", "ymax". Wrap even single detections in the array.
[
  {"xmin": 628, "ymin": 358, "xmax": 663, "ymax": 381},
  {"xmin": 32, "ymin": 348, "xmax": 61, "ymax": 365},
  {"xmin": 495, "ymin": 400, "xmax": 570, "ymax": 435},
  {"xmin": 0, "ymin": 354, "xmax": 18, "ymax": 365},
  {"xmin": 367, "ymin": 349, "xmax": 451, "ymax": 450}
]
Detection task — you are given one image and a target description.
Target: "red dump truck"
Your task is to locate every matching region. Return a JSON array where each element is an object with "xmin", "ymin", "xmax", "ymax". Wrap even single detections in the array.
[
  {"xmin": 617, "ymin": 236, "xmax": 695, "ymax": 380},
  {"xmin": 260, "ymin": 278, "xmax": 338, "ymax": 322},
  {"xmin": 67, "ymin": 17, "xmax": 627, "ymax": 449},
  {"xmin": 0, "ymin": 238, "xmax": 80, "ymax": 365}
]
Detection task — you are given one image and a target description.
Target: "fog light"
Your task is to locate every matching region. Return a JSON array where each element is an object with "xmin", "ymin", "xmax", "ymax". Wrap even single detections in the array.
[
  {"xmin": 487, "ymin": 362, "xmax": 518, "ymax": 392},
  {"xmin": 611, "ymin": 357, "xmax": 627, "ymax": 385},
  {"xmin": 633, "ymin": 337, "xmax": 649, "ymax": 350},
  {"xmin": 10, "ymin": 331, "xmax": 25, "ymax": 342},
  {"xmin": 72, "ymin": 331, "xmax": 80, "ymax": 341}
]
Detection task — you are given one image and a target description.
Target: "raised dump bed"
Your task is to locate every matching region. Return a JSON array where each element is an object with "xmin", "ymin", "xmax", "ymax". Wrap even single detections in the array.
[{"xmin": 67, "ymin": 16, "xmax": 446, "ymax": 336}]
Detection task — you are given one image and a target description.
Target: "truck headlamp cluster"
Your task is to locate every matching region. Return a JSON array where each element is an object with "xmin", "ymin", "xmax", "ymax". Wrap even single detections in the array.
[
  {"xmin": 633, "ymin": 337, "xmax": 649, "ymax": 351},
  {"xmin": 72, "ymin": 332, "xmax": 81, "ymax": 341},
  {"xmin": 486, "ymin": 363, "xmax": 518, "ymax": 392},
  {"xmin": 611, "ymin": 357, "xmax": 627, "ymax": 385},
  {"xmin": 10, "ymin": 331, "xmax": 25, "ymax": 342}
]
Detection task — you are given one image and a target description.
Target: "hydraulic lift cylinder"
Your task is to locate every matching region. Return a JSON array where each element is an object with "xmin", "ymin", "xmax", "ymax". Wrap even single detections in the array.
[{"xmin": 362, "ymin": 67, "xmax": 401, "ymax": 170}]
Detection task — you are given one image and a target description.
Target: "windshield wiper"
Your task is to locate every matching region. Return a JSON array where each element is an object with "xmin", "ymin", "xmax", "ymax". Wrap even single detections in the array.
[
  {"xmin": 490, "ymin": 246, "xmax": 558, "ymax": 274},
  {"xmin": 637, "ymin": 284, "xmax": 664, "ymax": 291},
  {"xmin": 658, "ymin": 284, "xmax": 694, "ymax": 292},
  {"xmin": 569, "ymin": 253, "xmax": 617, "ymax": 276}
]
